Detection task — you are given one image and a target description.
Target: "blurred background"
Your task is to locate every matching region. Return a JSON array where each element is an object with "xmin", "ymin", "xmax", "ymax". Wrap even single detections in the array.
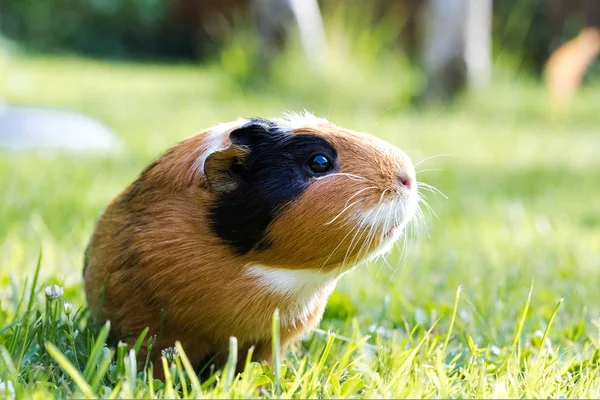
[
  {"xmin": 3, "ymin": 0, "xmax": 600, "ymax": 105},
  {"xmin": 1, "ymin": 0, "xmax": 599, "ymax": 342}
]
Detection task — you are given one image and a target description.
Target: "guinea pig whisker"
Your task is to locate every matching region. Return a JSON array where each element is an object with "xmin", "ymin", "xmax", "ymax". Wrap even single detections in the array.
[
  {"xmin": 374, "ymin": 260, "xmax": 384, "ymax": 279},
  {"xmin": 325, "ymin": 187, "xmax": 377, "ymax": 226},
  {"xmin": 391, "ymin": 206, "xmax": 409, "ymax": 269},
  {"xmin": 417, "ymin": 181, "xmax": 448, "ymax": 199},
  {"xmin": 318, "ymin": 223, "xmax": 363, "ymax": 274},
  {"xmin": 417, "ymin": 185, "xmax": 439, "ymax": 214},
  {"xmin": 315, "ymin": 172, "xmax": 371, "ymax": 183},
  {"xmin": 384, "ymin": 203, "xmax": 418, "ymax": 280},
  {"xmin": 361, "ymin": 202, "xmax": 385, "ymax": 246},
  {"xmin": 415, "ymin": 206, "xmax": 430, "ymax": 240},
  {"xmin": 417, "ymin": 182, "xmax": 440, "ymax": 195},
  {"xmin": 416, "ymin": 168, "xmax": 445, "ymax": 174},
  {"xmin": 379, "ymin": 187, "xmax": 391, "ymax": 203},
  {"xmin": 346, "ymin": 226, "xmax": 374, "ymax": 271},
  {"xmin": 356, "ymin": 223, "xmax": 377, "ymax": 266},
  {"xmin": 325, "ymin": 199, "xmax": 366, "ymax": 226},
  {"xmin": 341, "ymin": 214, "xmax": 377, "ymax": 273},
  {"xmin": 413, "ymin": 208, "xmax": 431, "ymax": 239},
  {"xmin": 345, "ymin": 186, "xmax": 379, "ymax": 206},
  {"xmin": 417, "ymin": 187, "xmax": 446, "ymax": 201},
  {"xmin": 375, "ymin": 188, "xmax": 393, "ymax": 237},
  {"xmin": 371, "ymin": 104, "xmax": 402, "ymax": 129},
  {"xmin": 353, "ymin": 201, "xmax": 386, "ymax": 266},
  {"xmin": 397, "ymin": 228, "xmax": 409, "ymax": 268},
  {"xmin": 399, "ymin": 231, "xmax": 414, "ymax": 272},
  {"xmin": 342, "ymin": 224, "xmax": 369, "ymax": 270},
  {"xmin": 374, "ymin": 253, "xmax": 396, "ymax": 280},
  {"xmin": 401, "ymin": 234, "xmax": 410, "ymax": 266},
  {"xmin": 376, "ymin": 215, "xmax": 399, "ymax": 275},
  {"xmin": 360, "ymin": 198, "xmax": 389, "ymax": 259},
  {"xmin": 381, "ymin": 256, "xmax": 397, "ymax": 274},
  {"xmin": 418, "ymin": 197, "xmax": 439, "ymax": 221},
  {"xmin": 393, "ymin": 214, "xmax": 408, "ymax": 266},
  {"xmin": 413, "ymin": 153, "xmax": 455, "ymax": 169},
  {"xmin": 410, "ymin": 207, "xmax": 421, "ymax": 240},
  {"xmin": 398, "ymin": 207, "xmax": 419, "ymax": 261}
]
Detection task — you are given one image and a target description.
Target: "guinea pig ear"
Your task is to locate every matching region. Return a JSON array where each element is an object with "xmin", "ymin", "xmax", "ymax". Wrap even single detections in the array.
[
  {"xmin": 229, "ymin": 119, "xmax": 274, "ymax": 146},
  {"xmin": 204, "ymin": 144, "xmax": 250, "ymax": 194}
]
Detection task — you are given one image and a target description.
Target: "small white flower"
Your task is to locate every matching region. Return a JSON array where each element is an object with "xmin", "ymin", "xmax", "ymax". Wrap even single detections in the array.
[
  {"xmin": 0, "ymin": 379, "xmax": 15, "ymax": 396},
  {"xmin": 64, "ymin": 302, "xmax": 73, "ymax": 316},
  {"xmin": 44, "ymin": 284, "xmax": 64, "ymax": 301},
  {"xmin": 490, "ymin": 345, "xmax": 501, "ymax": 356},
  {"xmin": 161, "ymin": 347, "xmax": 179, "ymax": 362}
]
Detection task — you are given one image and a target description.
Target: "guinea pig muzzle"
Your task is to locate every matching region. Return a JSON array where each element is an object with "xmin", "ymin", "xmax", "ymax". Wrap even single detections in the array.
[
  {"xmin": 385, "ymin": 225, "xmax": 402, "ymax": 239},
  {"xmin": 356, "ymin": 186, "xmax": 418, "ymax": 246}
]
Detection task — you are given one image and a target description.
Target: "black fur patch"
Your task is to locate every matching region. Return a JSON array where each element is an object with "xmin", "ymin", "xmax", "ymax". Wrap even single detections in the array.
[{"xmin": 208, "ymin": 118, "xmax": 337, "ymax": 254}]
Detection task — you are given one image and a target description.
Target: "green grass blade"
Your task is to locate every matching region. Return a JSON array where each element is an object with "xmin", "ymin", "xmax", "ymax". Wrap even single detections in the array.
[
  {"xmin": 89, "ymin": 348, "xmax": 115, "ymax": 392},
  {"xmin": 175, "ymin": 341, "xmax": 202, "ymax": 397},
  {"xmin": 0, "ymin": 346, "xmax": 17, "ymax": 375},
  {"xmin": 222, "ymin": 336, "xmax": 238, "ymax": 394},
  {"xmin": 161, "ymin": 356, "xmax": 177, "ymax": 399},
  {"xmin": 126, "ymin": 349, "xmax": 138, "ymax": 396},
  {"xmin": 132, "ymin": 327, "xmax": 149, "ymax": 356},
  {"xmin": 272, "ymin": 308, "xmax": 281, "ymax": 397},
  {"xmin": 82, "ymin": 321, "xmax": 111, "ymax": 382},
  {"xmin": 442, "ymin": 285, "xmax": 462, "ymax": 356},
  {"xmin": 508, "ymin": 281, "xmax": 534, "ymax": 362},
  {"xmin": 25, "ymin": 249, "xmax": 42, "ymax": 315},
  {"xmin": 311, "ymin": 331, "xmax": 336, "ymax": 390},
  {"xmin": 45, "ymin": 342, "xmax": 94, "ymax": 398},
  {"xmin": 538, "ymin": 298, "xmax": 564, "ymax": 354}
]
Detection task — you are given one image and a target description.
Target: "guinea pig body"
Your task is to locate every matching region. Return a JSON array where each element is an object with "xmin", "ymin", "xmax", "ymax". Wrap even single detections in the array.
[{"xmin": 84, "ymin": 112, "xmax": 418, "ymax": 371}]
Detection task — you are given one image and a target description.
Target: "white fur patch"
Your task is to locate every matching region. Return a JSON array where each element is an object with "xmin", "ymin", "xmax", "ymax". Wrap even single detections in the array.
[
  {"xmin": 245, "ymin": 265, "xmax": 345, "ymax": 327},
  {"xmin": 195, "ymin": 118, "xmax": 248, "ymax": 175},
  {"xmin": 275, "ymin": 110, "xmax": 330, "ymax": 131},
  {"xmin": 363, "ymin": 225, "xmax": 403, "ymax": 262},
  {"xmin": 358, "ymin": 196, "xmax": 417, "ymax": 230},
  {"xmin": 353, "ymin": 194, "xmax": 419, "ymax": 261}
]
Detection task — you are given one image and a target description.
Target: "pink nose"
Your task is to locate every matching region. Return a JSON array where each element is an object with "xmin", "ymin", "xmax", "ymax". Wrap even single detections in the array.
[{"xmin": 399, "ymin": 174, "xmax": 412, "ymax": 189}]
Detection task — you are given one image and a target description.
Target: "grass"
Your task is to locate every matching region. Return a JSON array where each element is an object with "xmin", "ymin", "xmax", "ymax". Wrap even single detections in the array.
[{"xmin": 1, "ymin": 36, "xmax": 600, "ymax": 398}]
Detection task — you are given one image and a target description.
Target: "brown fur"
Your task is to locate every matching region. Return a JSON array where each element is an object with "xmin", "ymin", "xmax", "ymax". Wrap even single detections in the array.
[{"xmin": 84, "ymin": 118, "xmax": 415, "ymax": 375}]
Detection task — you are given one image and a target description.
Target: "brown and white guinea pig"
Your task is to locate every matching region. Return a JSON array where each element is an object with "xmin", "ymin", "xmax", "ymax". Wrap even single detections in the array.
[{"xmin": 83, "ymin": 112, "xmax": 418, "ymax": 372}]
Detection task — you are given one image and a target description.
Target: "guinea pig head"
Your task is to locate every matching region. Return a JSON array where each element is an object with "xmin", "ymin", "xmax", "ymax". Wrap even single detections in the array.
[{"xmin": 203, "ymin": 116, "xmax": 418, "ymax": 271}]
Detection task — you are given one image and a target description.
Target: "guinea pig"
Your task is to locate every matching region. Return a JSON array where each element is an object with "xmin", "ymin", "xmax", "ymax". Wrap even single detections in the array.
[{"xmin": 84, "ymin": 112, "xmax": 418, "ymax": 373}]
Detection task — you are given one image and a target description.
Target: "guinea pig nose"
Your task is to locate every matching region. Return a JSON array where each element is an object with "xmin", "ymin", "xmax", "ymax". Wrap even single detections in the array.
[{"xmin": 398, "ymin": 174, "xmax": 412, "ymax": 189}]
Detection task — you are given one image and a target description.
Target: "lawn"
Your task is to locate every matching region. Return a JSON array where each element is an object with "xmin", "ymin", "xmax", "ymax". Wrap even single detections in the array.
[{"xmin": 1, "ymin": 49, "xmax": 600, "ymax": 398}]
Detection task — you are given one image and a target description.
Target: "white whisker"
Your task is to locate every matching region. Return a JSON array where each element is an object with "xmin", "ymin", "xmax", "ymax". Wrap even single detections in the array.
[
  {"xmin": 356, "ymin": 206, "xmax": 382, "ymax": 264},
  {"xmin": 414, "ymin": 154, "xmax": 455, "ymax": 169},
  {"xmin": 325, "ymin": 198, "xmax": 367, "ymax": 226},
  {"xmin": 315, "ymin": 172, "xmax": 371, "ymax": 182},
  {"xmin": 340, "ymin": 224, "xmax": 369, "ymax": 274},
  {"xmin": 416, "ymin": 168, "xmax": 444, "ymax": 174},
  {"xmin": 419, "ymin": 197, "xmax": 439, "ymax": 221},
  {"xmin": 318, "ymin": 224, "xmax": 362, "ymax": 274},
  {"xmin": 345, "ymin": 186, "xmax": 378, "ymax": 206},
  {"xmin": 324, "ymin": 186, "xmax": 378, "ymax": 226},
  {"xmin": 417, "ymin": 207, "xmax": 429, "ymax": 239},
  {"xmin": 417, "ymin": 182, "xmax": 448, "ymax": 199}
]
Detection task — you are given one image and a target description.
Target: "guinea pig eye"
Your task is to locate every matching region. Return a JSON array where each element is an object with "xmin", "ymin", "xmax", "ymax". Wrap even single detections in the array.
[{"xmin": 308, "ymin": 155, "xmax": 332, "ymax": 174}]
